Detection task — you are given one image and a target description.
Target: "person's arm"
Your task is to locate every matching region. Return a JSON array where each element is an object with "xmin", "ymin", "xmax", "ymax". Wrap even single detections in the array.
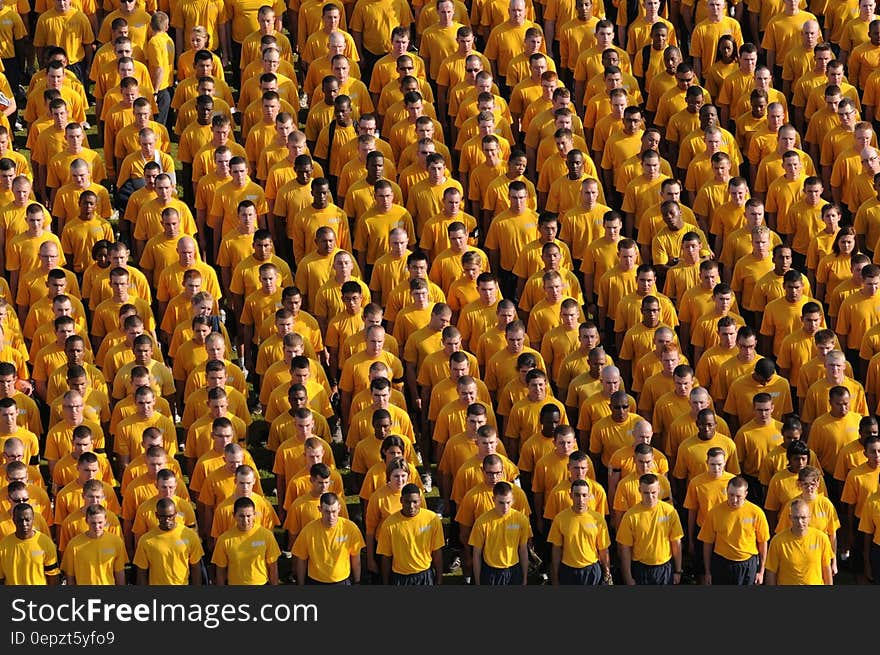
[
  {"xmin": 702, "ymin": 538, "xmax": 713, "ymax": 584},
  {"xmin": 350, "ymin": 552, "xmax": 361, "ymax": 584},
  {"xmin": 214, "ymin": 566, "xmax": 227, "ymax": 585},
  {"xmin": 755, "ymin": 540, "xmax": 767, "ymax": 584},
  {"xmin": 671, "ymin": 538, "xmax": 682, "ymax": 584},
  {"xmin": 380, "ymin": 553, "xmax": 391, "ymax": 585},
  {"xmin": 220, "ymin": 266, "xmax": 233, "ymax": 300},
  {"xmin": 366, "ymin": 534, "xmax": 379, "ymax": 576},
  {"xmin": 599, "ymin": 547, "xmax": 611, "ymax": 583},
  {"xmin": 114, "ymin": 569, "xmax": 126, "ymax": 586},
  {"xmin": 573, "ymin": 81, "xmax": 585, "ymax": 119},
  {"xmin": 136, "ymin": 567, "xmax": 148, "ymax": 585},
  {"xmin": 822, "ymin": 562, "xmax": 833, "ymax": 585},
  {"xmin": 189, "ymin": 561, "xmax": 203, "ymax": 585},
  {"xmin": 608, "ymin": 469, "xmax": 621, "ymax": 504},
  {"xmin": 432, "ymin": 547, "xmax": 443, "ymax": 585},
  {"xmin": 518, "ymin": 542, "xmax": 528, "ymax": 585},
  {"xmin": 83, "ymin": 38, "xmax": 94, "ymax": 72},
  {"xmin": 504, "ymin": 436, "xmax": 519, "ymax": 463},
  {"xmin": 682, "ymin": 2, "xmax": 695, "ymax": 33},
  {"xmin": 352, "ymin": 30, "xmax": 363, "ymax": 60},
  {"xmin": 341, "ymin": 391, "xmax": 353, "ymax": 433},
  {"xmin": 220, "ymin": 22, "xmax": 231, "ymax": 67},
  {"xmin": 865, "ymin": 531, "xmax": 873, "ymax": 582},
  {"xmin": 764, "ymin": 568, "xmax": 776, "ymax": 585},
  {"xmin": 764, "ymin": 508, "xmax": 777, "ymax": 534},
  {"xmin": 846, "ymin": 503, "xmax": 857, "ymax": 556},
  {"xmin": 123, "ymin": 518, "xmax": 135, "ymax": 559},
  {"xmin": 687, "ymin": 509, "xmax": 697, "ymax": 559},
  {"xmin": 296, "ymin": 556, "xmax": 307, "ymax": 585},
  {"xmin": 550, "ymin": 544, "xmax": 562, "ymax": 585},
  {"xmin": 619, "ymin": 543, "xmax": 635, "ymax": 585},
  {"xmin": 765, "ymin": 50, "xmax": 776, "ymax": 75},
  {"xmin": 533, "ymin": 491, "xmax": 545, "ymax": 534},
  {"xmin": 471, "ymin": 545, "xmax": 483, "ymax": 585},
  {"xmin": 267, "ymin": 560, "xmax": 280, "ymax": 585}
]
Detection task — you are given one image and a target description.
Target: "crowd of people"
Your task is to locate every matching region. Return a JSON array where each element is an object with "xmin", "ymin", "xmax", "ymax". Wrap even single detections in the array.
[{"xmin": 0, "ymin": 0, "xmax": 877, "ymax": 587}]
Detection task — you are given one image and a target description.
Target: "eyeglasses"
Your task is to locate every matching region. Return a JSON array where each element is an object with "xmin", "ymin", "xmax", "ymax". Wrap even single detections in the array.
[
  {"xmin": 11, "ymin": 497, "xmax": 28, "ymax": 503},
  {"xmin": 466, "ymin": 68, "xmax": 480, "ymax": 72}
]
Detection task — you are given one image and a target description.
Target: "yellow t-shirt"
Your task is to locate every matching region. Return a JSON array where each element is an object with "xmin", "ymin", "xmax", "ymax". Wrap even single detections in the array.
[
  {"xmin": 616, "ymin": 500, "xmax": 683, "ymax": 565},
  {"xmin": 291, "ymin": 517, "xmax": 365, "ymax": 583},
  {"xmin": 376, "ymin": 508, "xmax": 445, "ymax": 575},
  {"xmin": 547, "ymin": 508, "xmax": 611, "ymax": 568},
  {"xmin": 468, "ymin": 507, "xmax": 532, "ymax": 568},
  {"xmin": 132, "ymin": 525, "xmax": 204, "ymax": 584},
  {"xmin": 211, "ymin": 525, "xmax": 281, "ymax": 585},
  {"xmin": 765, "ymin": 527, "xmax": 833, "ymax": 584}
]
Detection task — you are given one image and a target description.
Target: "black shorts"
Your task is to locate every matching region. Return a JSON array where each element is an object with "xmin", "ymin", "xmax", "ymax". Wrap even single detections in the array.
[
  {"xmin": 870, "ymin": 542, "xmax": 880, "ymax": 584},
  {"xmin": 850, "ymin": 528, "xmax": 866, "ymax": 572},
  {"xmin": 558, "ymin": 561, "xmax": 602, "ymax": 586},
  {"xmin": 390, "ymin": 568, "xmax": 435, "ymax": 586},
  {"xmin": 692, "ymin": 538, "xmax": 707, "ymax": 577},
  {"xmin": 710, "ymin": 552, "xmax": 759, "ymax": 585},
  {"xmin": 305, "ymin": 576, "xmax": 352, "ymax": 586},
  {"xmin": 631, "ymin": 559, "xmax": 673, "ymax": 585},
  {"xmin": 742, "ymin": 475, "xmax": 764, "ymax": 506},
  {"xmin": 479, "ymin": 562, "xmax": 523, "ymax": 586}
]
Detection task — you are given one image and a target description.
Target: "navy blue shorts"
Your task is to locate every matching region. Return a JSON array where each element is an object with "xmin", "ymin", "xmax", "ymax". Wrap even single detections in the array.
[
  {"xmin": 479, "ymin": 562, "xmax": 523, "ymax": 586},
  {"xmin": 631, "ymin": 560, "xmax": 673, "ymax": 585},
  {"xmin": 390, "ymin": 568, "xmax": 435, "ymax": 586},
  {"xmin": 558, "ymin": 561, "xmax": 602, "ymax": 585},
  {"xmin": 710, "ymin": 552, "xmax": 759, "ymax": 585}
]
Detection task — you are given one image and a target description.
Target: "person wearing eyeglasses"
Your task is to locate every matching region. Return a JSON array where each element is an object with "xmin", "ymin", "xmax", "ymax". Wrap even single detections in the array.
[
  {"xmin": 0, "ymin": 481, "xmax": 50, "ymax": 538},
  {"xmin": 765, "ymin": 498, "xmax": 834, "ymax": 585},
  {"xmin": 776, "ymin": 466, "xmax": 840, "ymax": 577}
]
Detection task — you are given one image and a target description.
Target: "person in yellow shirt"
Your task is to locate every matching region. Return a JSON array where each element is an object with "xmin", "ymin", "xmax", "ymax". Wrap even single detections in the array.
[
  {"xmin": 60, "ymin": 504, "xmax": 127, "ymax": 585},
  {"xmin": 292, "ymin": 491, "xmax": 364, "ymax": 584},
  {"xmin": 765, "ymin": 498, "xmax": 834, "ymax": 584},
  {"xmin": 0, "ymin": 503, "xmax": 60, "ymax": 585},
  {"xmin": 212, "ymin": 496, "xmax": 281, "ymax": 585},
  {"xmin": 683, "ymin": 447, "xmax": 735, "ymax": 582},
  {"xmin": 616, "ymin": 472, "xmax": 683, "ymax": 585},
  {"xmin": 469, "ymin": 480, "xmax": 532, "ymax": 585},
  {"xmin": 133, "ymin": 497, "xmax": 204, "ymax": 585},
  {"xmin": 757, "ymin": 269, "xmax": 821, "ymax": 359},
  {"xmin": 841, "ymin": 434, "xmax": 880, "ymax": 563},
  {"xmin": 698, "ymin": 476, "xmax": 769, "ymax": 584},
  {"xmin": 837, "ymin": 263, "xmax": 880, "ymax": 368},
  {"xmin": 547, "ymin": 477, "xmax": 612, "ymax": 585},
  {"xmin": 376, "ymin": 482, "xmax": 444, "ymax": 585},
  {"xmin": 484, "ymin": 181, "xmax": 538, "ymax": 297},
  {"xmin": 354, "ymin": 181, "xmax": 416, "ymax": 275}
]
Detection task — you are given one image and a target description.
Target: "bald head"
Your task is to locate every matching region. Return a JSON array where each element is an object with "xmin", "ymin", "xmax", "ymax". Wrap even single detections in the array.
[
  {"xmin": 633, "ymin": 420, "xmax": 653, "ymax": 440},
  {"xmin": 601, "ymin": 365, "xmax": 621, "ymax": 382}
]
